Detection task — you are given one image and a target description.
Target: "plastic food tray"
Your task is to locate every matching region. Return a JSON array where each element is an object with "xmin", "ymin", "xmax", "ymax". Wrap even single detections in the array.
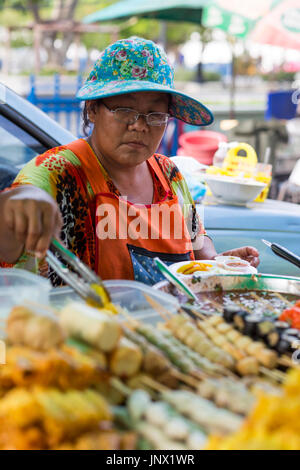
[{"xmin": 50, "ymin": 279, "xmax": 179, "ymax": 325}]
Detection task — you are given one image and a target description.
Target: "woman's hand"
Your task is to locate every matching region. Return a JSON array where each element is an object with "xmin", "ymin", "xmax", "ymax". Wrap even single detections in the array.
[
  {"xmin": 218, "ymin": 246, "xmax": 260, "ymax": 268},
  {"xmin": 1, "ymin": 185, "xmax": 62, "ymax": 262}
]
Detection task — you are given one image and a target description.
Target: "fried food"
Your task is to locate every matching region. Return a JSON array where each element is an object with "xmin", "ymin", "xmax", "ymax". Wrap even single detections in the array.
[
  {"xmin": 60, "ymin": 302, "xmax": 121, "ymax": 352},
  {"xmin": 6, "ymin": 305, "xmax": 65, "ymax": 350}
]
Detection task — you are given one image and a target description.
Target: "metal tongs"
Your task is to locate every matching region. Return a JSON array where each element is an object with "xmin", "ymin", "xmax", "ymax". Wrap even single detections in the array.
[
  {"xmin": 262, "ymin": 239, "xmax": 300, "ymax": 269},
  {"xmin": 46, "ymin": 238, "xmax": 111, "ymax": 307}
]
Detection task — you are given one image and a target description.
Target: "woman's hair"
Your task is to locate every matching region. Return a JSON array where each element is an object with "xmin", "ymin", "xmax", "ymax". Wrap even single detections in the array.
[
  {"xmin": 82, "ymin": 94, "xmax": 172, "ymax": 136},
  {"xmin": 82, "ymin": 100, "xmax": 101, "ymax": 136}
]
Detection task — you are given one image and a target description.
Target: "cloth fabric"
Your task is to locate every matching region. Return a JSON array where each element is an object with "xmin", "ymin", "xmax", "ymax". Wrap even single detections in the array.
[
  {"xmin": 76, "ymin": 37, "xmax": 214, "ymax": 127},
  {"xmin": 1, "ymin": 139, "xmax": 205, "ymax": 286}
]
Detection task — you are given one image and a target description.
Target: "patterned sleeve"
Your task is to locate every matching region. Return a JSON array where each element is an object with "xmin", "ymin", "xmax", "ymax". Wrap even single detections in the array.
[
  {"xmin": 0, "ymin": 147, "xmax": 96, "ymax": 286},
  {"xmin": 154, "ymin": 154, "xmax": 206, "ymax": 241}
]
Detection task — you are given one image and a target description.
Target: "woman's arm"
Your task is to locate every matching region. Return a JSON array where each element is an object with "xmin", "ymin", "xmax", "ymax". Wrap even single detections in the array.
[
  {"xmin": 193, "ymin": 235, "xmax": 260, "ymax": 267},
  {"xmin": 0, "ymin": 186, "xmax": 62, "ymax": 263}
]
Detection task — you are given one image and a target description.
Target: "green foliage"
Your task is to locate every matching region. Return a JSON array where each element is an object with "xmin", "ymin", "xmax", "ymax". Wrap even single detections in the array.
[
  {"xmin": 262, "ymin": 70, "xmax": 296, "ymax": 82},
  {"xmin": 203, "ymin": 71, "xmax": 221, "ymax": 82},
  {"xmin": 174, "ymin": 66, "xmax": 195, "ymax": 82}
]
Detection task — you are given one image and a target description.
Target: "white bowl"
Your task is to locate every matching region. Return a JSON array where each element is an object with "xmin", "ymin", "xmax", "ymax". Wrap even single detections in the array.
[{"xmin": 204, "ymin": 174, "xmax": 266, "ymax": 205}]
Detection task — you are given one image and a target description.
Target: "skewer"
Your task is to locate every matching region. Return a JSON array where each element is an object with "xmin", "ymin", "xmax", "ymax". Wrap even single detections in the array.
[
  {"xmin": 230, "ymin": 300, "xmax": 252, "ymax": 314},
  {"xmin": 187, "ymin": 308, "xmax": 207, "ymax": 321},
  {"xmin": 118, "ymin": 308, "xmax": 139, "ymax": 327},
  {"xmin": 202, "ymin": 295, "xmax": 223, "ymax": 313},
  {"xmin": 273, "ymin": 292, "xmax": 293, "ymax": 307},
  {"xmin": 259, "ymin": 366, "xmax": 285, "ymax": 383},
  {"xmin": 109, "ymin": 377, "xmax": 131, "ymax": 396},
  {"xmin": 170, "ymin": 369, "xmax": 201, "ymax": 388},
  {"xmin": 250, "ymin": 292, "xmax": 280, "ymax": 315},
  {"xmin": 144, "ymin": 294, "xmax": 173, "ymax": 321},
  {"xmin": 277, "ymin": 356, "xmax": 294, "ymax": 368},
  {"xmin": 140, "ymin": 374, "xmax": 169, "ymax": 393}
]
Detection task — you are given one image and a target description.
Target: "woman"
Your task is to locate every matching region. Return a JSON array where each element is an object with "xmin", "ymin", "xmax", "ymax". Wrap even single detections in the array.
[{"xmin": 0, "ymin": 37, "xmax": 259, "ymax": 285}]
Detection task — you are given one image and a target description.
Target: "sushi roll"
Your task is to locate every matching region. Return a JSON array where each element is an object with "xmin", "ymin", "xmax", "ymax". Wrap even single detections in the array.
[
  {"xmin": 281, "ymin": 334, "xmax": 300, "ymax": 350},
  {"xmin": 285, "ymin": 328, "xmax": 300, "ymax": 338},
  {"xmin": 276, "ymin": 339, "xmax": 292, "ymax": 355},
  {"xmin": 244, "ymin": 315, "xmax": 262, "ymax": 339},
  {"xmin": 233, "ymin": 311, "xmax": 249, "ymax": 333},
  {"xmin": 223, "ymin": 306, "xmax": 242, "ymax": 323},
  {"xmin": 257, "ymin": 319, "xmax": 275, "ymax": 340},
  {"xmin": 266, "ymin": 321, "xmax": 289, "ymax": 349}
]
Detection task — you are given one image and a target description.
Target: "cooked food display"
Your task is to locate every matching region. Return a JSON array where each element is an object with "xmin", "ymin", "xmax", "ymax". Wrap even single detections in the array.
[{"xmin": 0, "ymin": 278, "xmax": 300, "ymax": 450}]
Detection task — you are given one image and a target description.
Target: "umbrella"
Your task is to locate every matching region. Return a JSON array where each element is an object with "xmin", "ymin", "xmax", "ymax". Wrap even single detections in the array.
[
  {"xmin": 83, "ymin": 0, "xmax": 209, "ymax": 24},
  {"xmin": 203, "ymin": 0, "xmax": 300, "ymax": 50},
  {"xmin": 251, "ymin": 0, "xmax": 300, "ymax": 50}
]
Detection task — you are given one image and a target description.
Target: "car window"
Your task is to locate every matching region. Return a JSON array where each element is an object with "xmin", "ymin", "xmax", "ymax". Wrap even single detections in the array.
[{"xmin": 0, "ymin": 114, "xmax": 47, "ymax": 169}]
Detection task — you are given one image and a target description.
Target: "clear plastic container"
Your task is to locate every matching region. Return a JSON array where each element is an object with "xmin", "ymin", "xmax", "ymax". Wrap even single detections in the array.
[
  {"xmin": 50, "ymin": 279, "xmax": 179, "ymax": 326},
  {"xmin": 0, "ymin": 268, "xmax": 51, "ymax": 322},
  {"xmin": 213, "ymin": 141, "xmax": 239, "ymax": 168}
]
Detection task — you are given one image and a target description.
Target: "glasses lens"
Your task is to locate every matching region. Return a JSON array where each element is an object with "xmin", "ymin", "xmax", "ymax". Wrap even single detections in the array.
[
  {"xmin": 114, "ymin": 108, "xmax": 138, "ymax": 124},
  {"xmin": 147, "ymin": 113, "xmax": 169, "ymax": 126}
]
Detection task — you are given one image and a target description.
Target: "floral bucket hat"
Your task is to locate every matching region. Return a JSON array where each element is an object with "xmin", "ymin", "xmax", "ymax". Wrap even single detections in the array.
[{"xmin": 77, "ymin": 37, "xmax": 213, "ymax": 126}]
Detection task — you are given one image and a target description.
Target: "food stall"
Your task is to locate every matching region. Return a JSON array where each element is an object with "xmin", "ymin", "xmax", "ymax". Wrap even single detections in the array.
[{"xmin": 1, "ymin": 255, "xmax": 300, "ymax": 450}]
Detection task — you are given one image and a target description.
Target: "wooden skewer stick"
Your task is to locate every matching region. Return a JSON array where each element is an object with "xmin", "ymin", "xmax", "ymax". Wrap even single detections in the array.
[
  {"xmin": 188, "ymin": 308, "xmax": 207, "ymax": 321},
  {"xmin": 230, "ymin": 300, "xmax": 252, "ymax": 314},
  {"xmin": 277, "ymin": 356, "xmax": 294, "ymax": 368},
  {"xmin": 273, "ymin": 292, "xmax": 293, "ymax": 307},
  {"xmin": 250, "ymin": 292, "xmax": 279, "ymax": 314},
  {"xmin": 140, "ymin": 374, "xmax": 169, "ymax": 393},
  {"xmin": 202, "ymin": 295, "xmax": 223, "ymax": 313},
  {"xmin": 118, "ymin": 308, "xmax": 139, "ymax": 328},
  {"xmin": 144, "ymin": 294, "xmax": 173, "ymax": 321},
  {"xmin": 259, "ymin": 366, "xmax": 285, "ymax": 383},
  {"xmin": 171, "ymin": 369, "xmax": 201, "ymax": 388}
]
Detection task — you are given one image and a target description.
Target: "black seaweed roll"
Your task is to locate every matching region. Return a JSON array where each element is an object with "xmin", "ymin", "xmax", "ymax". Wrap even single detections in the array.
[
  {"xmin": 233, "ymin": 310, "xmax": 248, "ymax": 332},
  {"xmin": 223, "ymin": 306, "xmax": 242, "ymax": 323},
  {"xmin": 257, "ymin": 319, "xmax": 275, "ymax": 339},
  {"xmin": 244, "ymin": 315, "xmax": 261, "ymax": 339}
]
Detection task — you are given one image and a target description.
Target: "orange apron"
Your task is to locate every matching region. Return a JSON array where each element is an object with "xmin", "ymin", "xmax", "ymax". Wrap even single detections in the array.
[{"xmin": 67, "ymin": 139, "xmax": 194, "ymax": 284}]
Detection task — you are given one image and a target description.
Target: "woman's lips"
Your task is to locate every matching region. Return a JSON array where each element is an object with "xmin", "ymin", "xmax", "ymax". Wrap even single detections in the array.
[{"xmin": 124, "ymin": 141, "xmax": 146, "ymax": 148}]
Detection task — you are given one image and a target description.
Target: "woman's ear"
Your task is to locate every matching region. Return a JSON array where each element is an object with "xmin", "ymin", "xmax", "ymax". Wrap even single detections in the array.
[{"xmin": 86, "ymin": 100, "xmax": 98, "ymax": 123}]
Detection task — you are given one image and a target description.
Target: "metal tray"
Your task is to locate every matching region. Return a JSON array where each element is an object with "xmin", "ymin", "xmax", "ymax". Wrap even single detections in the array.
[{"xmin": 154, "ymin": 273, "xmax": 300, "ymax": 296}]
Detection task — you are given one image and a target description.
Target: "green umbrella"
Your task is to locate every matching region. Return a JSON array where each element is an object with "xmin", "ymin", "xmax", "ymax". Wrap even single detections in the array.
[
  {"xmin": 202, "ymin": 3, "xmax": 256, "ymax": 38},
  {"xmin": 83, "ymin": 0, "xmax": 209, "ymax": 24}
]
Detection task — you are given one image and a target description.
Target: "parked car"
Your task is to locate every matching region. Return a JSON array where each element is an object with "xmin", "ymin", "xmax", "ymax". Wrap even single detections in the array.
[
  {"xmin": 0, "ymin": 83, "xmax": 73, "ymax": 190},
  {"xmin": 1, "ymin": 83, "xmax": 299, "ymax": 277}
]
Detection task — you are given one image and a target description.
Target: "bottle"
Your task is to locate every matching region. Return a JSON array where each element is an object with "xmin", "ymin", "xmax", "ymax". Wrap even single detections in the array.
[
  {"xmin": 213, "ymin": 142, "xmax": 229, "ymax": 167},
  {"xmin": 213, "ymin": 141, "xmax": 239, "ymax": 168}
]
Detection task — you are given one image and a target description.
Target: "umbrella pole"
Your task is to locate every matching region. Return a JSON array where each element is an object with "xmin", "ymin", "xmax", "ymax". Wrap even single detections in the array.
[{"xmin": 229, "ymin": 36, "xmax": 236, "ymax": 120}]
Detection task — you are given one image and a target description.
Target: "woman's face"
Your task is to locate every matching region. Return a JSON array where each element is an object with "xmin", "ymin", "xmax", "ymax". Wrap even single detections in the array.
[{"xmin": 87, "ymin": 91, "xmax": 169, "ymax": 170}]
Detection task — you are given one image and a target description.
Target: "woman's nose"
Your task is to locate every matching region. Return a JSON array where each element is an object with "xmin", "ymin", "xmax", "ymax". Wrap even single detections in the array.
[{"xmin": 128, "ymin": 114, "xmax": 149, "ymax": 131}]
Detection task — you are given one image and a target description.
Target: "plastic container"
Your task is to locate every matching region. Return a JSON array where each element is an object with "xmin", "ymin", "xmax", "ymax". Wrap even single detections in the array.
[
  {"xmin": 213, "ymin": 141, "xmax": 238, "ymax": 167},
  {"xmin": 178, "ymin": 131, "xmax": 227, "ymax": 165},
  {"xmin": 265, "ymin": 90, "xmax": 298, "ymax": 121},
  {"xmin": 50, "ymin": 279, "xmax": 180, "ymax": 326},
  {"xmin": 0, "ymin": 268, "xmax": 51, "ymax": 322}
]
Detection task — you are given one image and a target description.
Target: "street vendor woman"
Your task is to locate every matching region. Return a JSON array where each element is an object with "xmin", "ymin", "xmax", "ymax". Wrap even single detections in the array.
[{"xmin": 0, "ymin": 37, "xmax": 259, "ymax": 286}]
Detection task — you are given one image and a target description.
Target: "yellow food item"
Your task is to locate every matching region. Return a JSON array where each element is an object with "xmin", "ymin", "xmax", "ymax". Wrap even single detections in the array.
[
  {"xmin": 109, "ymin": 337, "xmax": 143, "ymax": 378},
  {"xmin": 0, "ymin": 387, "xmax": 112, "ymax": 449},
  {"xmin": 60, "ymin": 302, "xmax": 122, "ymax": 352},
  {"xmin": 177, "ymin": 262, "xmax": 213, "ymax": 275},
  {"xmin": 89, "ymin": 284, "xmax": 119, "ymax": 314},
  {"xmin": 206, "ymin": 368, "xmax": 300, "ymax": 450},
  {"xmin": 6, "ymin": 305, "xmax": 65, "ymax": 351}
]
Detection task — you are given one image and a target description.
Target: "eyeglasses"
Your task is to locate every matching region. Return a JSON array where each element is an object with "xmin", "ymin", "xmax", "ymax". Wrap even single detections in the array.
[{"xmin": 102, "ymin": 101, "xmax": 170, "ymax": 127}]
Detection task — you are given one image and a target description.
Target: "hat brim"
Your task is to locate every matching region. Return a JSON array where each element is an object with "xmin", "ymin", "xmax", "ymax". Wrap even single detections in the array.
[{"xmin": 76, "ymin": 79, "xmax": 213, "ymax": 126}]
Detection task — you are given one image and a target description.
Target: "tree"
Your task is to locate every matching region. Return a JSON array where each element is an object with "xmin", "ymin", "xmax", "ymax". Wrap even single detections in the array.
[
  {"xmin": 0, "ymin": 0, "xmax": 81, "ymax": 68},
  {"xmin": 196, "ymin": 25, "xmax": 213, "ymax": 83}
]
